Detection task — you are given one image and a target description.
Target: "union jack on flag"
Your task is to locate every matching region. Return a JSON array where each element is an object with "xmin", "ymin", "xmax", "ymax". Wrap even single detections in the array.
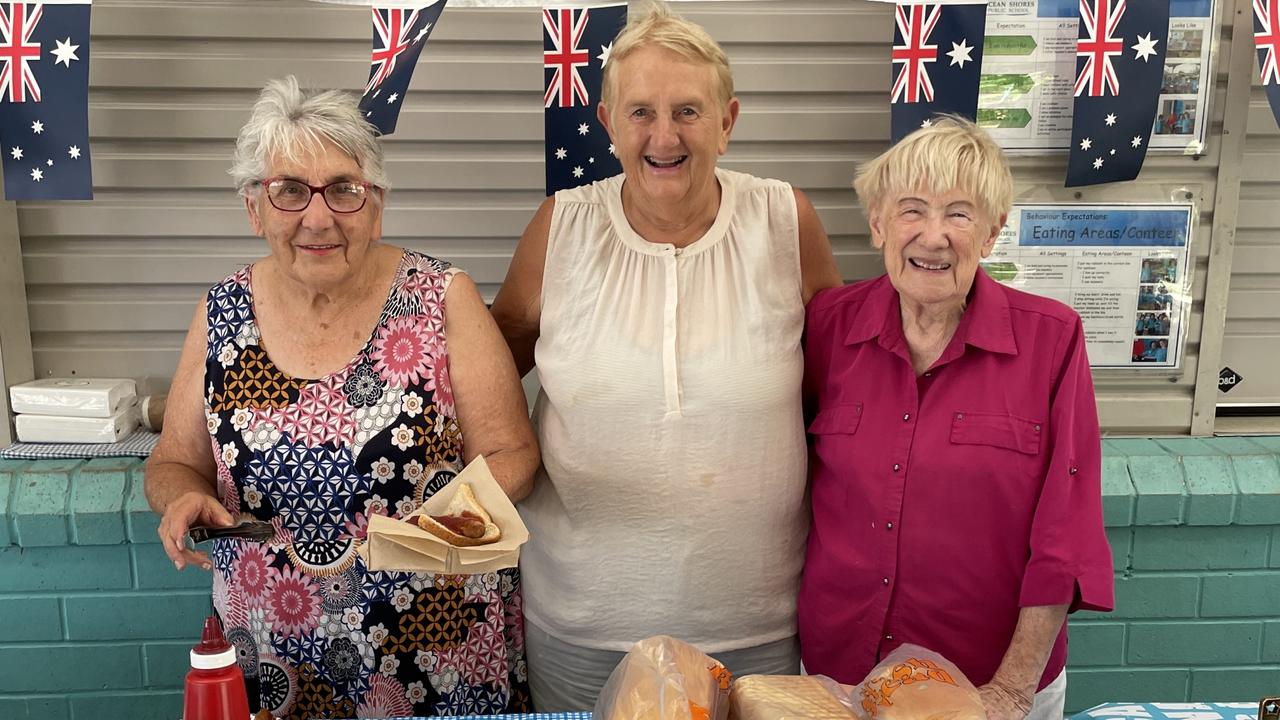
[
  {"xmin": 1253, "ymin": 0, "xmax": 1280, "ymax": 127},
  {"xmin": 886, "ymin": 0, "xmax": 986, "ymax": 143},
  {"xmin": 543, "ymin": 8, "xmax": 591, "ymax": 108},
  {"xmin": 891, "ymin": 4, "xmax": 940, "ymax": 104},
  {"xmin": 543, "ymin": 3, "xmax": 624, "ymax": 194},
  {"xmin": 357, "ymin": 1, "xmax": 446, "ymax": 135},
  {"xmin": 0, "ymin": 0, "xmax": 94, "ymax": 200},
  {"xmin": 0, "ymin": 2, "xmax": 41, "ymax": 102},
  {"xmin": 1074, "ymin": 0, "xmax": 1126, "ymax": 96}
]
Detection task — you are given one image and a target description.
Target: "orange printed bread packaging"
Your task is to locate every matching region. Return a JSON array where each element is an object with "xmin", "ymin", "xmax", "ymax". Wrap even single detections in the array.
[
  {"xmin": 851, "ymin": 644, "xmax": 986, "ymax": 720},
  {"xmin": 595, "ymin": 635, "xmax": 732, "ymax": 720},
  {"xmin": 728, "ymin": 674, "xmax": 857, "ymax": 720}
]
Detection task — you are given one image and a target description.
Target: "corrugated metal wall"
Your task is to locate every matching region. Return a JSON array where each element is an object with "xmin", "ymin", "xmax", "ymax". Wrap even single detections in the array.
[
  {"xmin": 7, "ymin": 0, "xmax": 1260, "ymax": 433},
  {"xmin": 1222, "ymin": 77, "xmax": 1280, "ymax": 408}
]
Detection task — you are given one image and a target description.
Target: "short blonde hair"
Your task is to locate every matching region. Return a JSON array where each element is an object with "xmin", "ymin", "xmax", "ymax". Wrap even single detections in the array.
[
  {"xmin": 601, "ymin": 0, "xmax": 734, "ymax": 108},
  {"xmin": 853, "ymin": 117, "xmax": 1012, "ymax": 224}
]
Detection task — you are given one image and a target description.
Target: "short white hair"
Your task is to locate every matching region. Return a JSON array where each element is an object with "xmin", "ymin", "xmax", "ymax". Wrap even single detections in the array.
[
  {"xmin": 854, "ymin": 116, "xmax": 1012, "ymax": 223},
  {"xmin": 229, "ymin": 76, "xmax": 389, "ymax": 197},
  {"xmin": 602, "ymin": 0, "xmax": 734, "ymax": 108}
]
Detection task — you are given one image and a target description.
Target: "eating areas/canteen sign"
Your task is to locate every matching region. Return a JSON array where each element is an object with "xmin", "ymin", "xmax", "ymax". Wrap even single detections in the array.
[{"xmin": 986, "ymin": 203, "xmax": 1194, "ymax": 370}]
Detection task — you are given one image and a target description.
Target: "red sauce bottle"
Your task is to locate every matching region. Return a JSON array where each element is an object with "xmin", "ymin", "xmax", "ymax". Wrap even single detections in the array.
[{"xmin": 182, "ymin": 616, "xmax": 251, "ymax": 720}]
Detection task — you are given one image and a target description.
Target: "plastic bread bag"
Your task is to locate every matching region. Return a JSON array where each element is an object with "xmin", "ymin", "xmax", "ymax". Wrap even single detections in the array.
[
  {"xmin": 729, "ymin": 674, "xmax": 858, "ymax": 720},
  {"xmin": 594, "ymin": 635, "xmax": 733, "ymax": 720},
  {"xmin": 852, "ymin": 644, "xmax": 986, "ymax": 720}
]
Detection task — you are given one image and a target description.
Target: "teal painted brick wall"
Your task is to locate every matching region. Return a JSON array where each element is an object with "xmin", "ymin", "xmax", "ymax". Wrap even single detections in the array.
[
  {"xmin": 1065, "ymin": 436, "xmax": 1280, "ymax": 714},
  {"xmin": 0, "ymin": 458, "xmax": 209, "ymax": 719},
  {"xmin": 2, "ymin": 440, "xmax": 1279, "ymax": 718}
]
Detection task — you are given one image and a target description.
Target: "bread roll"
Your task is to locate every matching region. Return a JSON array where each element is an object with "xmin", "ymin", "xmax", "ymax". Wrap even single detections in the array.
[{"xmin": 729, "ymin": 675, "xmax": 855, "ymax": 720}]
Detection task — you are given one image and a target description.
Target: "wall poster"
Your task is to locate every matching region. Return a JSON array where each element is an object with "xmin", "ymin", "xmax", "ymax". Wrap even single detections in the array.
[
  {"xmin": 978, "ymin": 0, "xmax": 1216, "ymax": 153},
  {"xmin": 987, "ymin": 204, "xmax": 1194, "ymax": 369}
]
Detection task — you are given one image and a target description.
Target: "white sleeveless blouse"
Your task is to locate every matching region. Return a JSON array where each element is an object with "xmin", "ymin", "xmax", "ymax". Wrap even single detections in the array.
[{"xmin": 519, "ymin": 168, "xmax": 809, "ymax": 652}]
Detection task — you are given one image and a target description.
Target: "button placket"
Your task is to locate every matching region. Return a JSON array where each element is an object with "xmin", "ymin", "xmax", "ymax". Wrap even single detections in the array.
[{"xmin": 660, "ymin": 250, "xmax": 682, "ymax": 414}]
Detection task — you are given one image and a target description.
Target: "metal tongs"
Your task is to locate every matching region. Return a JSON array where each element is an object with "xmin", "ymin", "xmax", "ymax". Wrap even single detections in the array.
[{"xmin": 187, "ymin": 519, "xmax": 275, "ymax": 544}]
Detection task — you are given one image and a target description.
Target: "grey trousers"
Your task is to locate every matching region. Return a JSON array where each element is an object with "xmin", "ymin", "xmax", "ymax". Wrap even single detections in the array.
[{"xmin": 525, "ymin": 623, "xmax": 801, "ymax": 712}]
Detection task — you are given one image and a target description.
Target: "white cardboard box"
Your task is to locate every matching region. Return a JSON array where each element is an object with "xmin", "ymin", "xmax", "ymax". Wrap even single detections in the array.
[
  {"xmin": 15, "ymin": 404, "xmax": 140, "ymax": 444},
  {"xmin": 9, "ymin": 378, "xmax": 137, "ymax": 418}
]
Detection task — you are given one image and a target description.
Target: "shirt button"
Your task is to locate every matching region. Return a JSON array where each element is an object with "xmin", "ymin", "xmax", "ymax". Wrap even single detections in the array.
[
  {"xmin": 892, "ymin": 463, "xmax": 901, "ymax": 472},
  {"xmin": 886, "ymin": 522, "xmax": 894, "ymax": 530},
  {"xmin": 882, "ymin": 577, "xmax": 891, "ymax": 585},
  {"xmin": 902, "ymin": 413, "xmax": 911, "ymax": 422},
  {"xmin": 1034, "ymin": 424, "xmax": 1042, "ymax": 433},
  {"xmin": 885, "ymin": 634, "xmax": 894, "ymax": 642},
  {"xmin": 1070, "ymin": 466, "xmax": 1079, "ymax": 475},
  {"xmin": 924, "ymin": 372, "xmax": 932, "ymax": 377},
  {"xmin": 956, "ymin": 412, "xmax": 964, "ymax": 421}
]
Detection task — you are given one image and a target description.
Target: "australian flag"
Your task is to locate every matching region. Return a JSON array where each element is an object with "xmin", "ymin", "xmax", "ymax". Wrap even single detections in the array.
[
  {"xmin": 358, "ymin": 0, "xmax": 446, "ymax": 135},
  {"xmin": 544, "ymin": 3, "xmax": 625, "ymax": 195},
  {"xmin": 1065, "ymin": 0, "xmax": 1170, "ymax": 186},
  {"xmin": 1254, "ymin": 0, "xmax": 1280, "ymax": 128},
  {"xmin": 0, "ymin": 1, "xmax": 92, "ymax": 201},
  {"xmin": 889, "ymin": 1, "xmax": 987, "ymax": 143}
]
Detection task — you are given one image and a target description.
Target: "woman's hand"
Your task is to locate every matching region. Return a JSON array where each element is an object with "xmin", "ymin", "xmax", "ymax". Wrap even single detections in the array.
[
  {"xmin": 977, "ymin": 679, "xmax": 1033, "ymax": 720},
  {"xmin": 157, "ymin": 490, "xmax": 234, "ymax": 571}
]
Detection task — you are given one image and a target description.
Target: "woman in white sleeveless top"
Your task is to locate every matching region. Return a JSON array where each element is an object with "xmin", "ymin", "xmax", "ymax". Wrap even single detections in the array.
[{"xmin": 490, "ymin": 3, "xmax": 841, "ymax": 710}]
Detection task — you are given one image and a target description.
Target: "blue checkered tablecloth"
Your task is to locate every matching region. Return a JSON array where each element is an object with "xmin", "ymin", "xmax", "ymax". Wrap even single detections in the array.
[
  {"xmin": 0, "ymin": 429, "xmax": 160, "ymax": 459},
  {"xmin": 1070, "ymin": 702, "xmax": 1261, "ymax": 719}
]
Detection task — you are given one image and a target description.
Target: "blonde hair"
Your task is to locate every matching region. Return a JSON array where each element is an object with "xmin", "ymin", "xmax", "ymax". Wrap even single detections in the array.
[
  {"xmin": 601, "ymin": 0, "xmax": 734, "ymax": 108},
  {"xmin": 853, "ymin": 117, "xmax": 1012, "ymax": 224}
]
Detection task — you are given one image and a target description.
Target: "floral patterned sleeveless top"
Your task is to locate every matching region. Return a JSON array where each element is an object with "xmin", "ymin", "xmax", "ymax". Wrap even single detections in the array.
[{"xmin": 204, "ymin": 250, "xmax": 530, "ymax": 719}]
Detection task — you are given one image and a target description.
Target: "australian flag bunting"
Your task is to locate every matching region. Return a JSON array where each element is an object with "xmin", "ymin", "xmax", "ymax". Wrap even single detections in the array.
[
  {"xmin": 888, "ymin": 0, "xmax": 988, "ymax": 143},
  {"xmin": 1254, "ymin": 0, "xmax": 1280, "ymax": 128},
  {"xmin": 1065, "ymin": 0, "xmax": 1169, "ymax": 186},
  {"xmin": 544, "ymin": 3, "xmax": 625, "ymax": 195},
  {"xmin": 0, "ymin": 0, "xmax": 93, "ymax": 201},
  {"xmin": 358, "ymin": 0, "xmax": 446, "ymax": 135}
]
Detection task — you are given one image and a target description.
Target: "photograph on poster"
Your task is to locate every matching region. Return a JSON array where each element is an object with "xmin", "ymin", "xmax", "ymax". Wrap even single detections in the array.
[
  {"xmin": 1138, "ymin": 284, "xmax": 1174, "ymax": 310},
  {"xmin": 1134, "ymin": 312, "xmax": 1172, "ymax": 337},
  {"xmin": 1140, "ymin": 257, "xmax": 1179, "ymax": 283},
  {"xmin": 1132, "ymin": 339, "xmax": 1171, "ymax": 363},
  {"xmin": 1167, "ymin": 27, "xmax": 1204, "ymax": 58},
  {"xmin": 1154, "ymin": 99, "xmax": 1197, "ymax": 136},
  {"xmin": 1161, "ymin": 63, "xmax": 1201, "ymax": 94}
]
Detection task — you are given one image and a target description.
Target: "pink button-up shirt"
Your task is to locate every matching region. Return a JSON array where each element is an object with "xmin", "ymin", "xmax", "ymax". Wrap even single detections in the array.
[{"xmin": 798, "ymin": 270, "xmax": 1114, "ymax": 691}]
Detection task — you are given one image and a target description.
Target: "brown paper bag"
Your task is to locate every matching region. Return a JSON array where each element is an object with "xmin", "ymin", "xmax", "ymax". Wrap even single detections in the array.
[{"xmin": 359, "ymin": 455, "xmax": 529, "ymax": 573}]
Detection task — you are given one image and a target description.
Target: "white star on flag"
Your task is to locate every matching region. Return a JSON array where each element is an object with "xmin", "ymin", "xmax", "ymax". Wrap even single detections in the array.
[
  {"xmin": 1131, "ymin": 33, "xmax": 1159, "ymax": 62},
  {"xmin": 578, "ymin": 123, "xmax": 590, "ymax": 136},
  {"xmin": 947, "ymin": 39, "xmax": 974, "ymax": 68},
  {"xmin": 386, "ymin": 93, "xmax": 399, "ymax": 104},
  {"xmin": 68, "ymin": 146, "xmax": 81, "ymax": 159},
  {"xmin": 1104, "ymin": 113, "xmax": 1117, "ymax": 126},
  {"xmin": 572, "ymin": 166, "xmax": 584, "ymax": 178},
  {"xmin": 31, "ymin": 121, "xmax": 44, "ymax": 134},
  {"xmin": 30, "ymin": 168, "xmax": 43, "ymax": 181},
  {"xmin": 1080, "ymin": 137, "xmax": 1093, "ymax": 150},
  {"xmin": 414, "ymin": 23, "xmax": 433, "ymax": 43},
  {"xmin": 10, "ymin": 147, "xmax": 23, "ymax": 160},
  {"xmin": 1109, "ymin": 149, "xmax": 1115, "ymax": 155},
  {"xmin": 921, "ymin": 119, "xmax": 933, "ymax": 128},
  {"xmin": 598, "ymin": 42, "xmax": 613, "ymax": 67},
  {"xmin": 52, "ymin": 38, "xmax": 80, "ymax": 67},
  {"xmin": 589, "ymin": 157, "xmax": 595, "ymax": 163},
  {"xmin": 1093, "ymin": 157, "xmax": 1104, "ymax": 169},
  {"xmin": 45, "ymin": 159, "xmax": 52, "ymax": 166},
  {"xmin": 608, "ymin": 143, "xmax": 615, "ymax": 156},
  {"xmin": 555, "ymin": 147, "xmax": 567, "ymax": 160},
  {"xmin": 1131, "ymin": 136, "xmax": 1142, "ymax": 147}
]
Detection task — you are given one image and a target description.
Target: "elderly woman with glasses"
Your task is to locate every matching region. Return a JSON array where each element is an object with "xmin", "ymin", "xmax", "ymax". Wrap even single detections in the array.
[
  {"xmin": 145, "ymin": 77, "xmax": 537, "ymax": 719},
  {"xmin": 800, "ymin": 118, "xmax": 1113, "ymax": 720}
]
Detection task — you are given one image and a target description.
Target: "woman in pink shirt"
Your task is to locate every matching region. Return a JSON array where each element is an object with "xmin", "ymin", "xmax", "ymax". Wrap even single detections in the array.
[{"xmin": 799, "ymin": 118, "xmax": 1113, "ymax": 720}]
